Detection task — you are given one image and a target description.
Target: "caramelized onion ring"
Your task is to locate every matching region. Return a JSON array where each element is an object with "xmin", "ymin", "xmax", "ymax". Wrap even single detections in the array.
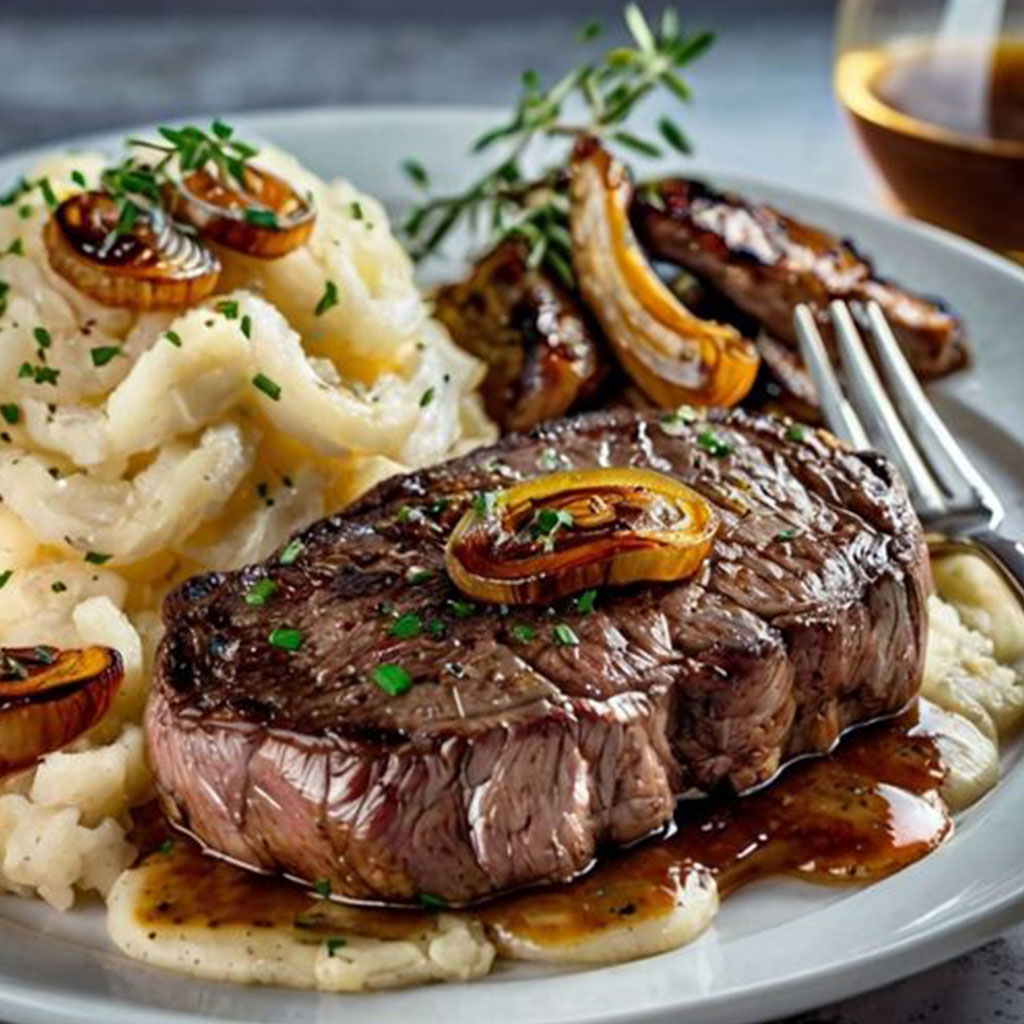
[
  {"xmin": 0, "ymin": 645, "xmax": 123, "ymax": 776},
  {"xmin": 45, "ymin": 192, "xmax": 220, "ymax": 310},
  {"xmin": 165, "ymin": 166, "xmax": 315, "ymax": 259},
  {"xmin": 570, "ymin": 139, "xmax": 759, "ymax": 407},
  {"xmin": 445, "ymin": 467, "xmax": 718, "ymax": 605}
]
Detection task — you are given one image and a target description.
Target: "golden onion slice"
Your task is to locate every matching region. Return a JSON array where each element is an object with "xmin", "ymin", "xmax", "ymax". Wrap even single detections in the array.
[
  {"xmin": 45, "ymin": 192, "xmax": 221, "ymax": 310},
  {"xmin": 570, "ymin": 138, "xmax": 759, "ymax": 408},
  {"xmin": 165, "ymin": 165, "xmax": 315, "ymax": 259},
  {"xmin": 0, "ymin": 645, "xmax": 123, "ymax": 776},
  {"xmin": 445, "ymin": 467, "xmax": 718, "ymax": 605}
]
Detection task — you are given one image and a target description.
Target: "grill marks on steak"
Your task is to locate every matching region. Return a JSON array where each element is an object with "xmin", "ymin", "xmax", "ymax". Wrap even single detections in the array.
[
  {"xmin": 633, "ymin": 178, "xmax": 969, "ymax": 381},
  {"xmin": 148, "ymin": 409, "xmax": 929, "ymax": 905}
]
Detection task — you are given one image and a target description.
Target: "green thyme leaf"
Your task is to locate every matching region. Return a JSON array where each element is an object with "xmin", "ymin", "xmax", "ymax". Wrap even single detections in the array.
[
  {"xmin": 279, "ymin": 539, "xmax": 304, "ymax": 565},
  {"xmin": 315, "ymin": 280, "xmax": 339, "ymax": 317},
  {"xmin": 553, "ymin": 623, "xmax": 579, "ymax": 646},
  {"xmin": 372, "ymin": 663, "xmax": 413, "ymax": 696},
  {"xmin": 244, "ymin": 578, "xmax": 277, "ymax": 606},
  {"xmin": 252, "ymin": 373, "xmax": 282, "ymax": 401},
  {"xmin": 90, "ymin": 345, "xmax": 122, "ymax": 367},
  {"xmin": 269, "ymin": 627, "xmax": 304, "ymax": 651}
]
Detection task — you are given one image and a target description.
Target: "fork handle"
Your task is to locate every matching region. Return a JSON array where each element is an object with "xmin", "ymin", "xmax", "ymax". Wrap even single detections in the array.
[{"xmin": 968, "ymin": 529, "xmax": 1024, "ymax": 601}]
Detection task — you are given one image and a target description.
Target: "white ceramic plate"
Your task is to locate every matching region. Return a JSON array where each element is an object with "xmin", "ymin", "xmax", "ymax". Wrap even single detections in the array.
[{"xmin": 0, "ymin": 106, "xmax": 1022, "ymax": 1024}]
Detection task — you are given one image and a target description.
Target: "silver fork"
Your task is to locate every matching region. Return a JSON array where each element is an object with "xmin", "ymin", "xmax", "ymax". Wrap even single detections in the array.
[{"xmin": 793, "ymin": 299, "xmax": 1024, "ymax": 596}]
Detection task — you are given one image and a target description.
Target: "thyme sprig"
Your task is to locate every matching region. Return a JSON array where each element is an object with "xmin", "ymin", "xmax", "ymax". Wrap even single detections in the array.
[
  {"xmin": 89, "ymin": 121, "xmax": 262, "ymax": 249},
  {"xmin": 402, "ymin": 5, "xmax": 713, "ymax": 280}
]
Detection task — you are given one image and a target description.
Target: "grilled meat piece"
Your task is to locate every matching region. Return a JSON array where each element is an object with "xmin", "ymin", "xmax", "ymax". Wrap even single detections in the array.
[
  {"xmin": 434, "ymin": 240, "xmax": 606, "ymax": 432},
  {"xmin": 633, "ymin": 178, "xmax": 968, "ymax": 380},
  {"xmin": 149, "ymin": 408, "xmax": 929, "ymax": 906}
]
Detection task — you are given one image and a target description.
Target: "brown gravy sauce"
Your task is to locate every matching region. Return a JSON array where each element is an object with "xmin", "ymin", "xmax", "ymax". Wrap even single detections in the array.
[{"xmin": 131, "ymin": 703, "xmax": 951, "ymax": 952}]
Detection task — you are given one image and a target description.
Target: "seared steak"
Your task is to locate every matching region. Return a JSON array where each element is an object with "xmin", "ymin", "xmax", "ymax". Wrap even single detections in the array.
[
  {"xmin": 148, "ymin": 409, "xmax": 929, "ymax": 905},
  {"xmin": 633, "ymin": 178, "xmax": 968, "ymax": 380}
]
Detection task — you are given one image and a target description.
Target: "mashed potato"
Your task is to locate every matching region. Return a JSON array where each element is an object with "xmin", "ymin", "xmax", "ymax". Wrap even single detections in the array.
[{"xmin": 0, "ymin": 143, "xmax": 494, "ymax": 908}]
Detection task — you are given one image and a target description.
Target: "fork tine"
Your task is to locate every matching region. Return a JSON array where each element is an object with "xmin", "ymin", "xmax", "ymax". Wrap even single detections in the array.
[
  {"xmin": 862, "ymin": 300, "xmax": 1003, "ymax": 524},
  {"xmin": 793, "ymin": 305, "xmax": 871, "ymax": 450},
  {"xmin": 828, "ymin": 301, "xmax": 947, "ymax": 519}
]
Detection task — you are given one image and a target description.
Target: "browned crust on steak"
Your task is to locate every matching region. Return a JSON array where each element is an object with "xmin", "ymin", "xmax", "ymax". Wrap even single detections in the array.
[{"xmin": 148, "ymin": 408, "xmax": 929, "ymax": 905}]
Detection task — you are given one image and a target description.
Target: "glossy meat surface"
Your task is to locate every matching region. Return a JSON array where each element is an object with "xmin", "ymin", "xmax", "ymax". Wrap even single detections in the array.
[{"xmin": 148, "ymin": 409, "xmax": 929, "ymax": 905}]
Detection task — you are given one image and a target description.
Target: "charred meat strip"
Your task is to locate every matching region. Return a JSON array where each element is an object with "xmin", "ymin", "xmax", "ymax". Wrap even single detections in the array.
[
  {"xmin": 633, "ymin": 178, "xmax": 969, "ymax": 380},
  {"xmin": 434, "ymin": 240, "xmax": 606, "ymax": 432}
]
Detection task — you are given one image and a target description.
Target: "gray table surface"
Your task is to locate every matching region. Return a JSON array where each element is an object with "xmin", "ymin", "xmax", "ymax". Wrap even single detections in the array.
[{"xmin": 0, "ymin": 2, "xmax": 1021, "ymax": 1021}]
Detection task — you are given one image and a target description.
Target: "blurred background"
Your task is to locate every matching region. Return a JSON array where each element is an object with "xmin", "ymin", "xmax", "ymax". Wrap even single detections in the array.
[{"xmin": 0, "ymin": 0, "xmax": 856, "ymax": 199}]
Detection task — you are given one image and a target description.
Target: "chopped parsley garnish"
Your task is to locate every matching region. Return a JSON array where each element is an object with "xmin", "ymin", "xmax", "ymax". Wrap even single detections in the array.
[
  {"xmin": 785, "ymin": 424, "xmax": 808, "ymax": 443},
  {"xmin": 659, "ymin": 404, "xmax": 699, "ymax": 433},
  {"xmin": 315, "ymin": 280, "xmax": 339, "ymax": 316},
  {"xmin": 19, "ymin": 363, "xmax": 60, "ymax": 386},
  {"xmin": 165, "ymin": 330, "xmax": 183, "ymax": 347},
  {"xmin": 553, "ymin": 623, "xmax": 579, "ymax": 646},
  {"xmin": 418, "ymin": 892, "xmax": 446, "ymax": 911},
  {"xmin": 244, "ymin": 578, "xmax": 277, "ymax": 606},
  {"xmin": 33, "ymin": 327, "xmax": 51, "ymax": 349},
  {"xmin": 84, "ymin": 551, "xmax": 112, "ymax": 565},
  {"xmin": 269, "ymin": 627, "xmax": 304, "ymax": 651},
  {"xmin": 427, "ymin": 497, "xmax": 449, "ymax": 518},
  {"xmin": 6, "ymin": 238, "xmax": 23, "ymax": 256},
  {"xmin": 70, "ymin": 169, "xmax": 86, "ymax": 188},
  {"xmin": 426, "ymin": 618, "xmax": 446, "ymax": 639},
  {"xmin": 37, "ymin": 178, "xmax": 57, "ymax": 210},
  {"xmin": 696, "ymin": 428, "xmax": 733, "ymax": 458},
  {"xmin": 325, "ymin": 937, "xmax": 347, "ymax": 956},
  {"xmin": 447, "ymin": 599, "xmax": 476, "ymax": 619},
  {"xmin": 388, "ymin": 612, "xmax": 423, "ymax": 640},
  {"xmin": 776, "ymin": 528, "xmax": 797, "ymax": 541},
  {"xmin": 406, "ymin": 567, "xmax": 433, "ymax": 585},
  {"xmin": 50, "ymin": 580, "xmax": 67, "ymax": 593},
  {"xmin": 279, "ymin": 539, "xmax": 304, "ymax": 565},
  {"xmin": 531, "ymin": 507, "xmax": 574, "ymax": 550},
  {"xmin": 575, "ymin": 589, "xmax": 598, "ymax": 614},
  {"xmin": 419, "ymin": 387, "xmax": 435, "ymax": 408},
  {"xmin": 371, "ymin": 663, "xmax": 413, "ymax": 696},
  {"xmin": 252, "ymin": 373, "xmax": 282, "ymax": 401},
  {"xmin": 511, "ymin": 623, "xmax": 536, "ymax": 642},
  {"xmin": 350, "ymin": 201, "xmax": 363, "ymax": 221},
  {"xmin": 240, "ymin": 314, "xmax": 252, "ymax": 339},
  {"xmin": 313, "ymin": 878, "xmax": 332, "ymax": 898},
  {"xmin": 216, "ymin": 299, "xmax": 239, "ymax": 319},
  {"xmin": 538, "ymin": 447, "xmax": 570, "ymax": 471},
  {"xmin": 0, "ymin": 570, "xmax": 11, "ymax": 590},
  {"xmin": 244, "ymin": 208, "xmax": 279, "ymax": 228},
  {"xmin": 155, "ymin": 838, "xmax": 175, "ymax": 856},
  {"xmin": 471, "ymin": 490, "xmax": 499, "ymax": 519},
  {"xmin": 90, "ymin": 345, "xmax": 122, "ymax": 367},
  {"xmin": 0, "ymin": 403, "xmax": 19, "ymax": 425}
]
